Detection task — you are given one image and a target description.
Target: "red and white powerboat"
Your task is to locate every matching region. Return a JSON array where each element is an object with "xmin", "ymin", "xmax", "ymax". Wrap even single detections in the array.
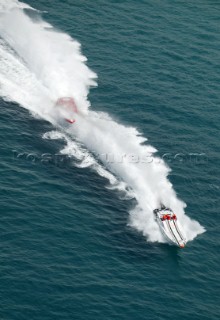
[
  {"xmin": 154, "ymin": 205, "xmax": 187, "ymax": 248},
  {"xmin": 55, "ymin": 97, "xmax": 78, "ymax": 124}
]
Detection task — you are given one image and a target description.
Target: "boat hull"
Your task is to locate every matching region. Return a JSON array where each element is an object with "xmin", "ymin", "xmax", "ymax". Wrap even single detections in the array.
[{"xmin": 154, "ymin": 207, "xmax": 186, "ymax": 248}]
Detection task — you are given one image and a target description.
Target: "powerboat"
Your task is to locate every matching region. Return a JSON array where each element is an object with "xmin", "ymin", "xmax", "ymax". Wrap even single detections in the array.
[
  {"xmin": 154, "ymin": 205, "xmax": 187, "ymax": 248},
  {"xmin": 55, "ymin": 97, "xmax": 78, "ymax": 124}
]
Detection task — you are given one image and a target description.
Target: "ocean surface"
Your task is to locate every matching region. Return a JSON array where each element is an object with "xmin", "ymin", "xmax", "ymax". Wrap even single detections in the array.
[{"xmin": 0, "ymin": 1, "xmax": 219, "ymax": 319}]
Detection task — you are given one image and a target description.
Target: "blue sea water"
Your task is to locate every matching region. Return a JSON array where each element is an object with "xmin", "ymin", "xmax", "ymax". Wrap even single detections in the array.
[{"xmin": 0, "ymin": 1, "xmax": 219, "ymax": 319}]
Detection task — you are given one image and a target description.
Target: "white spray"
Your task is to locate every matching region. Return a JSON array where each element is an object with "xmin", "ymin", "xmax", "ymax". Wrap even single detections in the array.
[{"xmin": 0, "ymin": 0, "xmax": 205, "ymax": 243}]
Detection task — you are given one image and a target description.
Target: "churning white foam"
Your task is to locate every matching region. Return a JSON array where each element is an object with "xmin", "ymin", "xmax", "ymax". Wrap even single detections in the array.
[{"xmin": 0, "ymin": 1, "xmax": 205, "ymax": 243}]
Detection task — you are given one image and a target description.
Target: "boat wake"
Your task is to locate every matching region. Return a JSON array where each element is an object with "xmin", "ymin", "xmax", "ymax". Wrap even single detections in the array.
[{"xmin": 0, "ymin": 0, "xmax": 205, "ymax": 244}]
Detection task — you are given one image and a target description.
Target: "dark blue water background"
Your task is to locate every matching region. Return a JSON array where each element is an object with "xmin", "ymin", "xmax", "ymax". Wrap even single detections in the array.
[{"xmin": 0, "ymin": 1, "xmax": 219, "ymax": 319}]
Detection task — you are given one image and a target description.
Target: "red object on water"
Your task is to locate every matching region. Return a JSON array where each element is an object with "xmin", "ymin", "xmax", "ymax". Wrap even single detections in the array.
[
  {"xmin": 55, "ymin": 97, "xmax": 78, "ymax": 124},
  {"xmin": 65, "ymin": 118, "xmax": 76, "ymax": 124},
  {"xmin": 162, "ymin": 213, "xmax": 177, "ymax": 221}
]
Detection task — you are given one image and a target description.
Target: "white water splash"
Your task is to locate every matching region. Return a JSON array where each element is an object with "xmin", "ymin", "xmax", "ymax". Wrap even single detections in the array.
[{"xmin": 0, "ymin": 0, "xmax": 205, "ymax": 243}]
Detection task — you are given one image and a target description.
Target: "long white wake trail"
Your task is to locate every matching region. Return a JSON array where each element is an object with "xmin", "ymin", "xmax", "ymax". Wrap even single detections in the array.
[{"xmin": 0, "ymin": 1, "xmax": 205, "ymax": 243}]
